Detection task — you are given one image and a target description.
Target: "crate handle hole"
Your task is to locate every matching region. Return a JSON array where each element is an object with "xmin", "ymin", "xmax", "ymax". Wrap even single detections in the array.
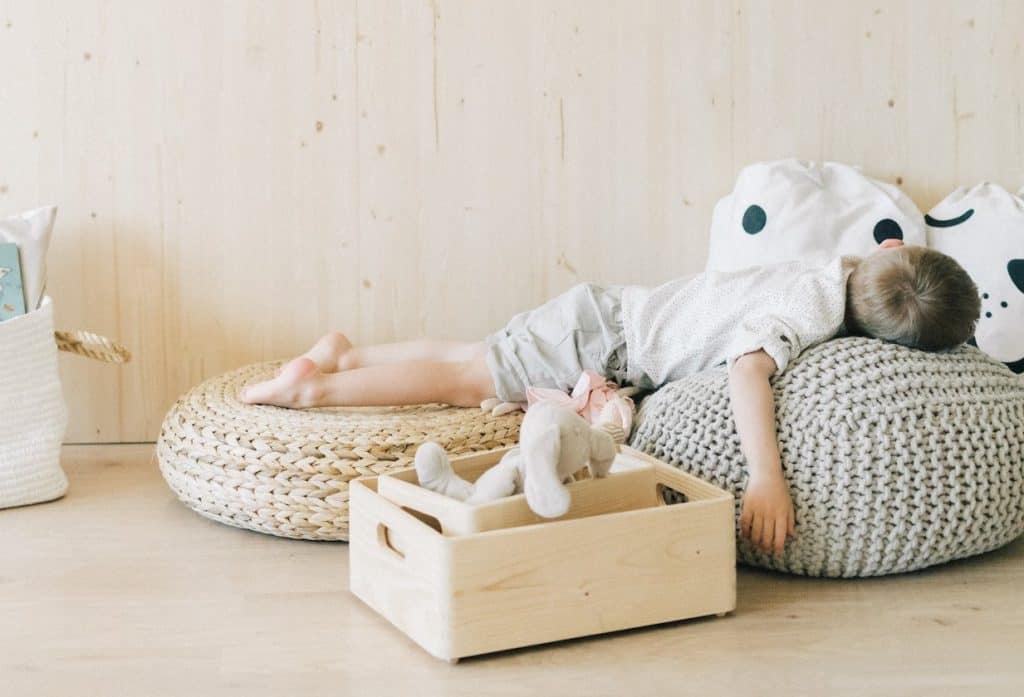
[
  {"xmin": 657, "ymin": 483, "xmax": 689, "ymax": 506},
  {"xmin": 399, "ymin": 506, "xmax": 443, "ymax": 534},
  {"xmin": 376, "ymin": 523, "xmax": 406, "ymax": 559}
]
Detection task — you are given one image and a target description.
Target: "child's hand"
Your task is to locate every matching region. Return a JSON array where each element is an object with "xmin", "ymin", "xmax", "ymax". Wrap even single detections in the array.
[{"xmin": 740, "ymin": 474, "xmax": 796, "ymax": 555}]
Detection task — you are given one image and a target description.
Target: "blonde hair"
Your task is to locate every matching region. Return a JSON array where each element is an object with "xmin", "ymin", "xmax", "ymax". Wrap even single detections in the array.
[{"xmin": 846, "ymin": 246, "xmax": 980, "ymax": 351}]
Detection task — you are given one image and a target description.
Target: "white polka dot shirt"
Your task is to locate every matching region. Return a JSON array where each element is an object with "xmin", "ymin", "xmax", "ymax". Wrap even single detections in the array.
[{"xmin": 622, "ymin": 256, "xmax": 856, "ymax": 389}]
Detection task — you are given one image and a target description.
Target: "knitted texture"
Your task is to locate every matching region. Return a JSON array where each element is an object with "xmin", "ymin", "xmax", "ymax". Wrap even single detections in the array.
[{"xmin": 630, "ymin": 337, "xmax": 1024, "ymax": 577}]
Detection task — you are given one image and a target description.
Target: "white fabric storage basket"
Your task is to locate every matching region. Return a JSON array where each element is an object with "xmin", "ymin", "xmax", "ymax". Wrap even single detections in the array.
[
  {"xmin": 0, "ymin": 297, "xmax": 68, "ymax": 508},
  {"xmin": 0, "ymin": 297, "xmax": 130, "ymax": 509}
]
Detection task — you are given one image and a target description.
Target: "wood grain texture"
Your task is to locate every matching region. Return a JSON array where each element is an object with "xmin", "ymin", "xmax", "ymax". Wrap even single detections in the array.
[
  {"xmin": 352, "ymin": 446, "xmax": 737, "ymax": 661},
  {"xmin": 2, "ymin": 444, "xmax": 1022, "ymax": 695},
  {"xmin": 0, "ymin": 1, "xmax": 1022, "ymax": 441}
]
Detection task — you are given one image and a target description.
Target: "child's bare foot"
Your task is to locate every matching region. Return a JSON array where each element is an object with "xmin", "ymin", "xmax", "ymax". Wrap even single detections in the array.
[
  {"xmin": 303, "ymin": 331, "xmax": 356, "ymax": 372},
  {"xmin": 242, "ymin": 357, "xmax": 324, "ymax": 408},
  {"xmin": 276, "ymin": 332, "xmax": 355, "ymax": 376}
]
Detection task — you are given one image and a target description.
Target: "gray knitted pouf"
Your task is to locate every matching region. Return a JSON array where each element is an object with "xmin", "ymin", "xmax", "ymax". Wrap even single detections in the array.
[{"xmin": 630, "ymin": 337, "xmax": 1024, "ymax": 577}]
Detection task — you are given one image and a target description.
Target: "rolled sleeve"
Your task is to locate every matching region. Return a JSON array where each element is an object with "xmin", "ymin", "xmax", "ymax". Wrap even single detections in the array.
[{"xmin": 725, "ymin": 319, "xmax": 798, "ymax": 376}]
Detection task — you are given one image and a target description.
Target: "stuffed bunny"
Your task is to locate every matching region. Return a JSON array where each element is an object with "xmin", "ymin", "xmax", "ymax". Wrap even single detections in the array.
[{"xmin": 415, "ymin": 402, "xmax": 619, "ymax": 518}]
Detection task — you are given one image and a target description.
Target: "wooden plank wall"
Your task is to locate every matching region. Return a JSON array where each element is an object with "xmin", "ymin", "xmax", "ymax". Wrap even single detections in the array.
[{"xmin": 0, "ymin": 0, "xmax": 1021, "ymax": 442}]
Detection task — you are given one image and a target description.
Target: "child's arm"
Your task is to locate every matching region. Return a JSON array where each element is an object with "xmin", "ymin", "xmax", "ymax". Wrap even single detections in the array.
[{"xmin": 728, "ymin": 349, "xmax": 796, "ymax": 555}]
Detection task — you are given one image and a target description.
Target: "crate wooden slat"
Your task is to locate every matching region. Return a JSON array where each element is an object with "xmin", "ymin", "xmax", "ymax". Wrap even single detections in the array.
[{"xmin": 376, "ymin": 452, "xmax": 662, "ymax": 536}]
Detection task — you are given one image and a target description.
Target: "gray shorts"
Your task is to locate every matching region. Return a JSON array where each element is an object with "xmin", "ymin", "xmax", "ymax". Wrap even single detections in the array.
[{"xmin": 484, "ymin": 282, "xmax": 629, "ymax": 403}]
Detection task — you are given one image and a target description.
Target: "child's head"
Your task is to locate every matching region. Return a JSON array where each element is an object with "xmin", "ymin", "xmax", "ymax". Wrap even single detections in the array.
[{"xmin": 846, "ymin": 241, "xmax": 980, "ymax": 351}]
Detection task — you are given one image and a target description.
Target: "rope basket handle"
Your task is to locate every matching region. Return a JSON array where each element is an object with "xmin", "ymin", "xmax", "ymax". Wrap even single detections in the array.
[{"xmin": 54, "ymin": 329, "xmax": 132, "ymax": 364}]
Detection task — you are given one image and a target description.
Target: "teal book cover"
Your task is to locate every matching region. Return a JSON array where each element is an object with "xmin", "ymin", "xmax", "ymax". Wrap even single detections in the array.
[{"xmin": 0, "ymin": 242, "xmax": 27, "ymax": 321}]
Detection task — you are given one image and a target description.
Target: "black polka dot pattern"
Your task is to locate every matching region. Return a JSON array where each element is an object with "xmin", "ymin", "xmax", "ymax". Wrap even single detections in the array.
[
  {"xmin": 742, "ymin": 204, "xmax": 767, "ymax": 234},
  {"xmin": 873, "ymin": 218, "xmax": 903, "ymax": 244}
]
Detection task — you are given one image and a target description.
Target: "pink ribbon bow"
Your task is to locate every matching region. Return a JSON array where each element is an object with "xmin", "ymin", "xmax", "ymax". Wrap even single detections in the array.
[{"xmin": 526, "ymin": 370, "xmax": 635, "ymax": 434}]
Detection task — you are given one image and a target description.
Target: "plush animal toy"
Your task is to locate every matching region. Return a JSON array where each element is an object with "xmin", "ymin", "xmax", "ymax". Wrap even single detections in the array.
[
  {"xmin": 926, "ymin": 183, "xmax": 1024, "ymax": 374},
  {"xmin": 706, "ymin": 159, "xmax": 926, "ymax": 272},
  {"xmin": 415, "ymin": 402, "xmax": 619, "ymax": 518}
]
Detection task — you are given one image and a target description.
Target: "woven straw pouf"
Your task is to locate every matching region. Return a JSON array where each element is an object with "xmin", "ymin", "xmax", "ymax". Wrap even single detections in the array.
[{"xmin": 157, "ymin": 362, "xmax": 523, "ymax": 541}]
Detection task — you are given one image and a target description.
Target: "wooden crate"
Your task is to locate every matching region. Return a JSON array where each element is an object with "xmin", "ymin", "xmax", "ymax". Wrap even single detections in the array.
[{"xmin": 349, "ymin": 446, "xmax": 736, "ymax": 662}]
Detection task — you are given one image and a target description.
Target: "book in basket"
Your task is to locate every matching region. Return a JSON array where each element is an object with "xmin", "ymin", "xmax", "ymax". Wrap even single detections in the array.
[{"xmin": 0, "ymin": 243, "xmax": 27, "ymax": 321}]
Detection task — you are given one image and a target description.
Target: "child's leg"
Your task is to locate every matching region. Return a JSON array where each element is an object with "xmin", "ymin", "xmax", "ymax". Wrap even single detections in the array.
[
  {"xmin": 298, "ymin": 331, "xmax": 485, "ymax": 372},
  {"xmin": 240, "ymin": 354, "xmax": 496, "ymax": 408},
  {"xmin": 343, "ymin": 339, "xmax": 486, "ymax": 370}
]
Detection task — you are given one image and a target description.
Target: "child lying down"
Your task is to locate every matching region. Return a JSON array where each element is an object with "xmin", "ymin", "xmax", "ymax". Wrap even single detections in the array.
[{"xmin": 242, "ymin": 240, "xmax": 980, "ymax": 555}]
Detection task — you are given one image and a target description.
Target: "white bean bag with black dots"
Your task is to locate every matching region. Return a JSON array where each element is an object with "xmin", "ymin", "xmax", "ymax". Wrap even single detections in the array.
[
  {"xmin": 629, "ymin": 337, "xmax": 1024, "ymax": 577},
  {"xmin": 926, "ymin": 183, "xmax": 1024, "ymax": 374},
  {"xmin": 706, "ymin": 159, "xmax": 926, "ymax": 272}
]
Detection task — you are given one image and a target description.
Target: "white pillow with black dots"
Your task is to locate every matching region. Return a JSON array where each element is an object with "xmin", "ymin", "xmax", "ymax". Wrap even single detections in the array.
[
  {"xmin": 706, "ymin": 159, "xmax": 926, "ymax": 272},
  {"xmin": 926, "ymin": 183, "xmax": 1024, "ymax": 375}
]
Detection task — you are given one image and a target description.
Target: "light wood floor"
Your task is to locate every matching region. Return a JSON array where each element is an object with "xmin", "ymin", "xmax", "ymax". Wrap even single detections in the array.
[{"xmin": 3, "ymin": 445, "xmax": 1022, "ymax": 697}]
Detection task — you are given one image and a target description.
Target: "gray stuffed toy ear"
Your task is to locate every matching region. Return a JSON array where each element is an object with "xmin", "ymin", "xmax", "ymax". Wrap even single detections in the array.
[
  {"xmin": 587, "ymin": 426, "xmax": 617, "ymax": 478},
  {"xmin": 522, "ymin": 423, "xmax": 570, "ymax": 518}
]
